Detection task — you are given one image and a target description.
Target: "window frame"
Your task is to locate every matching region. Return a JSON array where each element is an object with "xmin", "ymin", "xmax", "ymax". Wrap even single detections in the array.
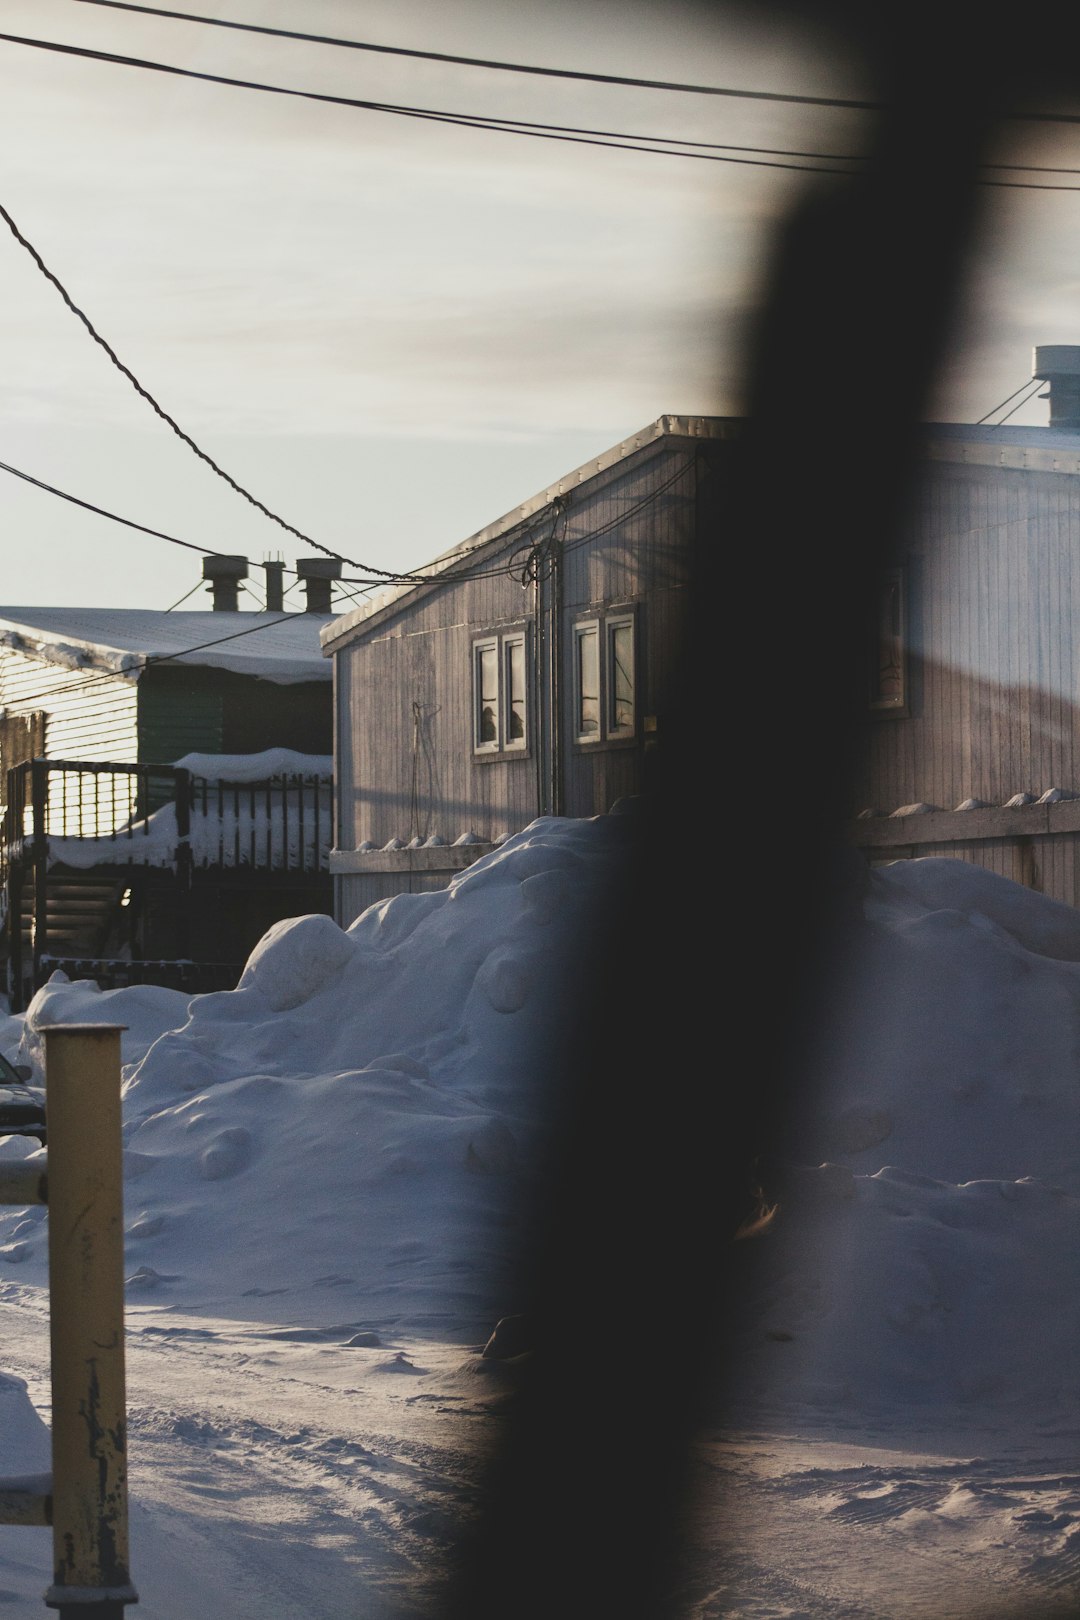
[
  {"xmin": 471, "ymin": 624, "xmax": 532, "ymax": 759},
  {"xmin": 572, "ymin": 619, "xmax": 602, "ymax": 745},
  {"xmin": 502, "ymin": 631, "xmax": 528, "ymax": 753},
  {"xmin": 868, "ymin": 565, "xmax": 910, "ymax": 718},
  {"xmin": 572, "ymin": 608, "xmax": 639, "ymax": 748},
  {"xmin": 605, "ymin": 613, "xmax": 637, "ymax": 739},
  {"xmin": 472, "ymin": 635, "xmax": 501, "ymax": 754}
]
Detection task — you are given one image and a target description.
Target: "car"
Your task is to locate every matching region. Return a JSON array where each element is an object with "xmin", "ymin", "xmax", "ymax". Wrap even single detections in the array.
[{"xmin": 0, "ymin": 1051, "xmax": 46, "ymax": 1145}]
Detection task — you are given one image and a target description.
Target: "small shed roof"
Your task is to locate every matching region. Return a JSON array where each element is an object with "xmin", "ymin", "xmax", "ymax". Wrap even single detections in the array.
[
  {"xmin": 0, "ymin": 609, "xmax": 332, "ymax": 685},
  {"xmin": 320, "ymin": 413, "xmax": 738, "ymax": 654}
]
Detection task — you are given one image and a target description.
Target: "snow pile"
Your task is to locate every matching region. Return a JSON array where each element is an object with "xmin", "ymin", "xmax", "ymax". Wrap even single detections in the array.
[
  {"xmin": 2, "ymin": 814, "xmax": 631, "ymax": 1339},
  {"xmin": 9, "ymin": 831, "xmax": 1080, "ymax": 1436},
  {"xmin": 729, "ymin": 855, "xmax": 1080, "ymax": 1434}
]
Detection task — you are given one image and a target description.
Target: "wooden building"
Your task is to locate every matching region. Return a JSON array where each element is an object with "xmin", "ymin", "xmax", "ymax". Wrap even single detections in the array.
[
  {"xmin": 0, "ymin": 606, "xmax": 332, "ymax": 790},
  {"xmin": 321, "ymin": 414, "xmax": 728, "ymax": 925},
  {"xmin": 848, "ymin": 346, "xmax": 1080, "ymax": 907},
  {"xmin": 0, "ymin": 604, "xmax": 334, "ymax": 1005}
]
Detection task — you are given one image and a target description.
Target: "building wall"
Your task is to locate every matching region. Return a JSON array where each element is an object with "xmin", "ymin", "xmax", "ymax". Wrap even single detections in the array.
[
  {"xmin": 0, "ymin": 648, "xmax": 139, "ymax": 767},
  {"xmin": 332, "ymin": 436, "xmax": 709, "ymax": 865},
  {"xmin": 139, "ymin": 667, "xmax": 332, "ymax": 762},
  {"xmin": 854, "ymin": 460, "xmax": 1080, "ymax": 817}
]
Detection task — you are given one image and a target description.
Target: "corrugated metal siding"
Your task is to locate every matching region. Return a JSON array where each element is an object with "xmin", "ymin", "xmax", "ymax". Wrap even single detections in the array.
[
  {"xmin": 856, "ymin": 463, "xmax": 1080, "ymax": 818},
  {"xmin": 336, "ymin": 575, "xmax": 540, "ymax": 850},
  {"xmin": 333, "ymin": 437, "xmax": 707, "ymax": 862},
  {"xmin": 0, "ymin": 648, "xmax": 138, "ymax": 763}
]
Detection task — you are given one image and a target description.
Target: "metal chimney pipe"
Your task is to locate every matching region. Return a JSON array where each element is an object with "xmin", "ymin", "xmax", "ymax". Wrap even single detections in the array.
[
  {"xmin": 263, "ymin": 559, "xmax": 285, "ymax": 612},
  {"xmin": 201, "ymin": 555, "xmax": 248, "ymax": 611},
  {"xmin": 294, "ymin": 556, "xmax": 342, "ymax": 613}
]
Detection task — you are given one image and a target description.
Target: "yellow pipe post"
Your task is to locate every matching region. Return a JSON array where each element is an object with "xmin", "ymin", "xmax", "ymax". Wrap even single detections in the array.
[{"xmin": 42, "ymin": 1025, "xmax": 137, "ymax": 1617}]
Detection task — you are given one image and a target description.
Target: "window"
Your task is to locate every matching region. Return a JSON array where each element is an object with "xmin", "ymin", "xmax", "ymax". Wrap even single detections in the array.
[
  {"xmin": 574, "ymin": 622, "xmax": 601, "ymax": 741},
  {"xmin": 472, "ymin": 629, "xmax": 529, "ymax": 755},
  {"xmin": 574, "ymin": 610, "xmax": 637, "ymax": 744},
  {"xmin": 607, "ymin": 615, "xmax": 636, "ymax": 737},
  {"xmin": 474, "ymin": 638, "xmax": 500, "ymax": 751},
  {"xmin": 505, "ymin": 635, "xmax": 527, "ymax": 747},
  {"xmin": 869, "ymin": 566, "xmax": 908, "ymax": 715}
]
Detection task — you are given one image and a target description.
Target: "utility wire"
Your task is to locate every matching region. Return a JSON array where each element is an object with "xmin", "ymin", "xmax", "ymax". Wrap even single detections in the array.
[
  {"xmin": 0, "ymin": 34, "xmax": 859, "ymax": 174},
  {"xmin": 975, "ymin": 377, "xmax": 1043, "ymax": 425},
  {"xmin": 0, "ymin": 197, "xmax": 355, "ymax": 566},
  {"xmin": 0, "ymin": 453, "xmax": 557, "ymax": 588},
  {"xmin": 47, "ymin": 6, "xmax": 1080, "ymax": 133},
  {"xmin": 991, "ymin": 378, "xmax": 1046, "ymax": 427},
  {"xmin": 3, "ymin": 456, "xmax": 702, "ymax": 714},
  {"xmin": 67, "ymin": 0, "xmax": 881, "ymax": 106},
  {"xmin": 0, "ymin": 613, "xmax": 309, "ymax": 715},
  {"xmin": 7, "ymin": 31, "xmax": 1080, "ymax": 189},
  {"xmin": 0, "ymin": 456, "xmax": 249, "ymax": 562}
]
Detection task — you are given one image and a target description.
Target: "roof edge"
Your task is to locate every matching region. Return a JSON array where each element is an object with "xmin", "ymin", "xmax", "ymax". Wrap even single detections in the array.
[{"xmin": 320, "ymin": 414, "xmax": 737, "ymax": 653}]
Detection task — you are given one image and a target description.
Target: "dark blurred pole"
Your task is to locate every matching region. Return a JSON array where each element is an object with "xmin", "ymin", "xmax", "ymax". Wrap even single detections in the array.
[{"xmin": 443, "ymin": 5, "xmax": 1072, "ymax": 1615}]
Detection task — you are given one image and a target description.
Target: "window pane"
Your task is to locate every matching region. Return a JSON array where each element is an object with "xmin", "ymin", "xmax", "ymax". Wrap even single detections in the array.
[
  {"xmin": 577, "ymin": 626, "xmax": 600, "ymax": 736},
  {"xmin": 609, "ymin": 620, "xmax": 634, "ymax": 732},
  {"xmin": 871, "ymin": 570, "xmax": 905, "ymax": 708},
  {"xmin": 506, "ymin": 638, "xmax": 526, "ymax": 743},
  {"xmin": 476, "ymin": 644, "xmax": 498, "ymax": 744}
]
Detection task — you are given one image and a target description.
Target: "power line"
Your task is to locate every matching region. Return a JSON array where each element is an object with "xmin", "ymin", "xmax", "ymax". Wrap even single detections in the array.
[
  {"xmin": 0, "ymin": 456, "xmax": 246, "ymax": 561},
  {"xmin": 0, "ymin": 466, "xmax": 694, "ymax": 712},
  {"xmin": 0, "ymin": 612, "xmax": 307, "ymax": 714},
  {"xmin": 50, "ymin": 5, "xmax": 1080, "ymax": 132},
  {"xmin": 7, "ymin": 31, "xmax": 1080, "ymax": 191},
  {"xmin": 66, "ymin": 0, "xmax": 881, "ymax": 107},
  {"xmin": 0, "ymin": 34, "xmax": 859, "ymax": 174},
  {"xmin": 0, "ymin": 438, "xmax": 698, "ymax": 618},
  {"xmin": 0, "ymin": 452, "xmax": 554, "ymax": 588},
  {"xmin": 0, "ymin": 197, "xmax": 356, "ymax": 567}
]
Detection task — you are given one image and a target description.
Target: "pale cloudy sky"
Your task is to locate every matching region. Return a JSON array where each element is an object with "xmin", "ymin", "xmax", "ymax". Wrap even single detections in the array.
[{"xmin": 0, "ymin": 0, "xmax": 1076, "ymax": 611}]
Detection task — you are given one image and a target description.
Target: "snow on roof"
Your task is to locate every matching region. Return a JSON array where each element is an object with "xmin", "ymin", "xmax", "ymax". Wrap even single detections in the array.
[{"xmin": 0, "ymin": 609, "xmax": 332, "ymax": 684}]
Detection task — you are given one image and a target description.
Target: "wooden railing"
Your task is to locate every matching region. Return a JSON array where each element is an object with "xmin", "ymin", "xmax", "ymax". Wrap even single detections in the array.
[{"xmin": 2, "ymin": 758, "xmax": 331, "ymax": 882}]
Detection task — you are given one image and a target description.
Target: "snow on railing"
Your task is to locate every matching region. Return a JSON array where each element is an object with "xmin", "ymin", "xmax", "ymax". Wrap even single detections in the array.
[
  {"xmin": 3, "ymin": 757, "xmax": 332, "ymax": 877},
  {"xmin": 47, "ymin": 776, "xmax": 331, "ymax": 874}
]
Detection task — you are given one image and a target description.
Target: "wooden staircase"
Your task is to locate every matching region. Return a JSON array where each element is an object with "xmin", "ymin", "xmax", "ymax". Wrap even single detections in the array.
[{"xmin": 3, "ymin": 870, "xmax": 128, "ymax": 1004}]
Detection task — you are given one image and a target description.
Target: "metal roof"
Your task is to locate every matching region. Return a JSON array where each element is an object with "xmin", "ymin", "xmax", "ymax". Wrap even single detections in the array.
[{"xmin": 0, "ymin": 608, "xmax": 332, "ymax": 684}]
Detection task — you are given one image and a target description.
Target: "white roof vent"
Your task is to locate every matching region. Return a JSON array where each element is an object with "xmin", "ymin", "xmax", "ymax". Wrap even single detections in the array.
[{"xmin": 1032, "ymin": 346, "xmax": 1080, "ymax": 430}]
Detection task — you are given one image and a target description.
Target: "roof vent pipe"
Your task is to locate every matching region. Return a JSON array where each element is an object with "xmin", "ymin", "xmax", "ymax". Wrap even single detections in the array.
[
  {"xmin": 262, "ymin": 559, "xmax": 285, "ymax": 612},
  {"xmin": 1033, "ymin": 346, "xmax": 1080, "ymax": 430},
  {"xmin": 295, "ymin": 557, "xmax": 342, "ymax": 613},
  {"xmin": 201, "ymin": 554, "xmax": 248, "ymax": 611}
]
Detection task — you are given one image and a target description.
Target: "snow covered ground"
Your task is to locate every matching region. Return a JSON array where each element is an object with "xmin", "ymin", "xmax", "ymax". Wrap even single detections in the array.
[{"xmin": 0, "ymin": 825, "xmax": 1079, "ymax": 1616}]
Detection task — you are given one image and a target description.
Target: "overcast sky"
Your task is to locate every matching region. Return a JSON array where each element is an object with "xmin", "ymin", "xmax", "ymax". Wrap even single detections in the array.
[{"xmin": 1, "ymin": 0, "xmax": 1078, "ymax": 613}]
